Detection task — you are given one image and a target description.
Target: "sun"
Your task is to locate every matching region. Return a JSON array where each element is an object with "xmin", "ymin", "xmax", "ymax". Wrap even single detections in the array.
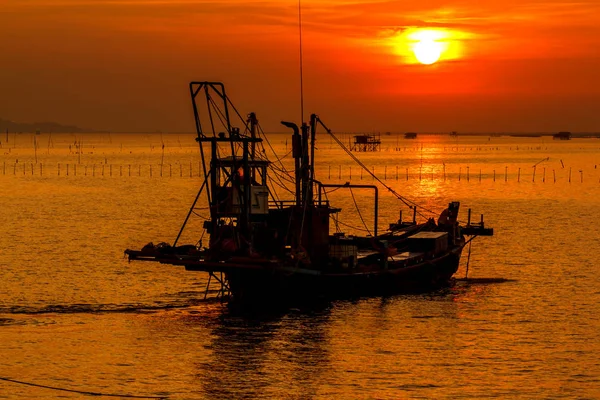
[
  {"xmin": 413, "ymin": 38, "xmax": 443, "ymax": 65},
  {"xmin": 389, "ymin": 28, "xmax": 464, "ymax": 66}
]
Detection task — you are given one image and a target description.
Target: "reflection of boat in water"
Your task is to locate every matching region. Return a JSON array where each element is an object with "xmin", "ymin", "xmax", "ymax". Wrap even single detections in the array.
[
  {"xmin": 125, "ymin": 82, "xmax": 493, "ymax": 304},
  {"xmin": 404, "ymin": 132, "xmax": 417, "ymax": 139}
]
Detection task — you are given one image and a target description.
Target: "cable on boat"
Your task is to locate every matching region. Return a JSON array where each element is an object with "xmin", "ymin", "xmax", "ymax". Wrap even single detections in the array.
[
  {"xmin": 319, "ymin": 122, "xmax": 443, "ymax": 220},
  {"xmin": 0, "ymin": 376, "xmax": 168, "ymax": 399},
  {"xmin": 333, "ymin": 219, "xmax": 371, "ymax": 233},
  {"xmin": 349, "ymin": 186, "xmax": 372, "ymax": 236}
]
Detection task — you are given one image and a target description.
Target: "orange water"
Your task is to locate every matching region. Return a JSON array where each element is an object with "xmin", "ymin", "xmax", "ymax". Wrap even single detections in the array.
[{"xmin": 1, "ymin": 132, "xmax": 599, "ymax": 399}]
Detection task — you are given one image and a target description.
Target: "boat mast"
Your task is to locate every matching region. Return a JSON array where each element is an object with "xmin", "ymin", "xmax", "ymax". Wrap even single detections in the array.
[{"xmin": 298, "ymin": 0, "xmax": 305, "ymax": 125}]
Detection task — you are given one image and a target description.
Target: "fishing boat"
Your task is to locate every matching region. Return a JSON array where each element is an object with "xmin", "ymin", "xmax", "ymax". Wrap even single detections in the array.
[{"xmin": 125, "ymin": 81, "xmax": 493, "ymax": 303}]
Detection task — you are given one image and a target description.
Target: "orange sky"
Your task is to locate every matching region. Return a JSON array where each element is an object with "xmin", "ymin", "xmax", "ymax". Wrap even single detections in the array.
[{"xmin": 1, "ymin": 0, "xmax": 599, "ymax": 133}]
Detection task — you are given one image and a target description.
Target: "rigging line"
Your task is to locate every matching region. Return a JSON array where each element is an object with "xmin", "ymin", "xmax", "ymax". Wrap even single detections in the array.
[
  {"xmin": 322, "ymin": 189, "xmax": 341, "ymax": 232},
  {"xmin": 268, "ymin": 176, "xmax": 293, "ymax": 194},
  {"xmin": 191, "ymin": 211, "xmax": 209, "ymax": 220},
  {"xmin": 261, "ymin": 148, "xmax": 293, "ymax": 164},
  {"xmin": 257, "ymin": 123, "xmax": 293, "ymax": 176},
  {"xmin": 267, "ymin": 180, "xmax": 283, "ymax": 205},
  {"xmin": 270, "ymin": 178, "xmax": 295, "ymax": 196},
  {"xmin": 269, "ymin": 169, "xmax": 295, "ymax": 186},
  {"xmin": 268, "ymin": 161, "xmax": 296, "ymax": 187},
  {"xmin": 268, "ymin": 162, "xmax": 295, "ymax": 178},
  {"xmin": 267, "ymin": 160, "xmax": 295, "ymax": 182},
  {"xmin": 349, "ymin": 186, "xmax": 372, "ymax": 236},
  {"xmin": 203, "ymin": 86, "xmax": 217, "ymax": 138},
  {"xmin": 298, "ymin": 0, "xmax": 305, "ymax": 124},
  {"xmin": 224, "ymin": 97, "xmax": 256, "ymax": 136},
  {"xmin": 326, "ymin": 128, "xmax": 439, "ymax": 218},
  {"xmin": 267, "ymin": 171, "xmax": 293, "ymax": 194},
  {"xmin": 324, "ymin": 186, "xmax": 344, "ymax": 194},
  {"xmin": 323, "ymin": 126, "xmax": 412, "ymax": 207},
  {"xmin": 0, "ymin": 376, "xmax": 168, "ymax": 399},
  {"xmin": 207, "ymin": 96, "xmax": 240, "ymax": 159},
  {"xmin": 333, "ymin": 219, "xmax": 370, "ymax": 233}
]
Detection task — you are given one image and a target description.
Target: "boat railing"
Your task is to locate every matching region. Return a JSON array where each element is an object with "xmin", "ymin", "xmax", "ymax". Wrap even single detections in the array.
[
  {"xmin": 269, "ymin": 200, "xmax": 297, "ymax": 209},
  {"xmin": 268, "ymin": 199, "xmax": 332, "ymax": 209}
]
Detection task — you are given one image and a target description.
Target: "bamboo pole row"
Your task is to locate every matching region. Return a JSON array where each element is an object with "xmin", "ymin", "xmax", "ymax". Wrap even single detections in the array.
[
  {"xmin": 323, "ymin": 165, "xmax": 588, "ymax": 183},
  {"xmin": 0, "ymin": 162, "xmax": 594, "ymax": 183},
  {"xmin": 1, "ymin": 162, "xmax": 203, "ymax": 178}
]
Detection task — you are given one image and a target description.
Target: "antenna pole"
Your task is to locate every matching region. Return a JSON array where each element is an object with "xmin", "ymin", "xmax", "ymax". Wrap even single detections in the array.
[{"xmin": 298, "ymin": 0, "xmax": 304, "ymax": 124}]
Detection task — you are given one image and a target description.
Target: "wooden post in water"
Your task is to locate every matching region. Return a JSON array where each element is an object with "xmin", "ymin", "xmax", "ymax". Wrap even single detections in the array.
[
  {"xmin": 339, "ymin": 165, "xmax": 341, "ymax": 179},
  {"xmin": 384, "ymin": 166, "xmax": 387, "ymax": 180},
  {"xmin": 580, "ymin": 170, "xmax": 583, "ymax": 183},
  {"xmin": 150, "ymin": 165, "xmax": 153, "ymax": 177},
  {"xmin": 328, "ymin": 165, "xmax": 331, "ymax": 179},
  {"xmin": 110, "ymin": 165, "xmax": 112, "ymax": 177},
  {"xmin": 467, "ymin": 166, "xmax": 470, "ymax": 182},
  {"xmin": 170, "ymin": 164, "xmax": 172, "ymax": 177},
  {"xmin": 120, "ymin": 166, "xmax": 122, "ymax": 176},
  {"xmin": 532, "ymin": 166, "xmax": 536, "ymax": 182},
  {"xmin": 406, "ymin": 168, "xmax": 408, "ymax": 181},
  {"xmin": 569, "ymin": 167, "xmax": 572, "ymax": 183},
  {"xmin": 67, "ymin": 164, "xmax": 69, "ymax": 176},
  {"xmin": 543, "ymin": 168, "xmax": 546, "ymax": 183},
  {"xmin": 74, "ymin": 164, "xmax": 77, "ymax": 176},
  {"xmin": 443, "ymin": 164, "xmax": 446, "ymax": 181},
  {"xmin": 553, "ymin": 169, "xmax": 556, "ymax": 183},
  {"xmin": 505, "ymin": 166, "xmax": 508, "ymax": 182},
  {"xmin": 85, "ymin": 165, "xmax": 87, "ymax": 176},
  {"xmin": 93, "ymin": 164, "xmax": 95, "ymax": 177},
  {"xmin": 518, "ymin": 168, "xmax": 521, "ymax": 182},
  {"xmin": 180, "ymin": 164, "xmax": 182, "ymax": 177},
  {"xmin": 459, "ymin": 167, "xmax": 461, "ymax": 181}
]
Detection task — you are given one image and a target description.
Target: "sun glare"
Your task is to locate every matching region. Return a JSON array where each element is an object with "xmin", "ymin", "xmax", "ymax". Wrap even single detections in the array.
[{"xmin": 389, "ymin": 28, "xmax": 464, "ymax": 65}]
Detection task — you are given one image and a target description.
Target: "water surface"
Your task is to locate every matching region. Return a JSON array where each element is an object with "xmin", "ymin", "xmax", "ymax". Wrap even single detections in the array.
[{"xmin": 1, "ymin": 133, "xmax": 599, "ymax": 399}]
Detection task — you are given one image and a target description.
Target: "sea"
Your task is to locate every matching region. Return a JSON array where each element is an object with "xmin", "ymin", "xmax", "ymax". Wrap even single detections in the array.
[{"xmin": 1, "ymin": 132, "xmax": 599, "ymax": 399}]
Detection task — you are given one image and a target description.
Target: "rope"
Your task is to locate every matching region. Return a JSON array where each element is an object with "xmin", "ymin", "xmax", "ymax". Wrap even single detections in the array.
[
  {"xmin": 0, "ymin": 376, "xmax": 168, "ymax": 399},
  {"xmin": 321, "ymin": 123, "xmax": 440, "ymax": 220},
  {"xmin": 349, "ymin": 187, "xmax": 371, "ymax": 236},
  {"xmin": 333, "ymin": 219, "xmax": 371, "ymax": 233}
]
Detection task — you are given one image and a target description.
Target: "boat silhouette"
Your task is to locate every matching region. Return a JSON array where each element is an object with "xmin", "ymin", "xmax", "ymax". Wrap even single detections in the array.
[{"xmin": 125, "ymin": 82, "xmax": 493, "ymax": 304}]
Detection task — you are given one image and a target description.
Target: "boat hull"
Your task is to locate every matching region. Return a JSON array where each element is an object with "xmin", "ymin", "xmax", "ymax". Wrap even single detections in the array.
[{"xmin": 223, "ymin": 249, "xmax": 462, "ymax": 303}]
